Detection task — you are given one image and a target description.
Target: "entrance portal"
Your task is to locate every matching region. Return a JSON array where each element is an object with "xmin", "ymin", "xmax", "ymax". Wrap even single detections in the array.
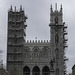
[
  {"xmin": 42, "ymin": 66, "xmax": 50, "ymax": 75},
  {"xmin": 23, "ymin": 66, "xmax": 30, "ymax": 75},
  {"xmin": 32, "ymin": 66, "xmax": 40, "ymax": 75}
]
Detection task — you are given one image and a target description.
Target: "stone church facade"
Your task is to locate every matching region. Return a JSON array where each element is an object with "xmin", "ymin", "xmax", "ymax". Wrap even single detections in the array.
[{"xmin": 7, "ymin": 4, "xmax": 68, "ymax": 75}]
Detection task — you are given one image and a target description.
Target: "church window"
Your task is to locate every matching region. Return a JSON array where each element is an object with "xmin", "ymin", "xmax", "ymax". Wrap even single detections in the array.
[
  {"xmin": 24, "ymin": 46, "xmax": 30, "ymax": 58},
  {"xmin": 55, "ymin": 34, "xmax": 59, "ymax": 43},
  {"xmin": 42, "ymin": 46, "xmax": 50, "ymax": 58},
  {"xmin": 32, "ymin": 46, "xmax": 39, "ymax": 58},
  {"xmin": 32, "ymin": 66, "xmax": 40, "ymax": 75},
  {"xmin": 44, "ymin": 50, "xmax": 48, "ymax": 57},
  {"xmin": 34, "ymin": 49, "xmax": 38, "ymax": 57}
]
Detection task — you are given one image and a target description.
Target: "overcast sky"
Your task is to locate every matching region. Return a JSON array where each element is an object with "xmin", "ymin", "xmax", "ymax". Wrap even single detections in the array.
[{"xmin": 0, "ymin": 0, "xmax": 75, "ymax": 74}]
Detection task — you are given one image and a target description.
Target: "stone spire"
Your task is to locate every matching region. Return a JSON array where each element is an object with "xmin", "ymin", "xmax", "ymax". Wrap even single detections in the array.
[
  {"xmin": 60, "ymin": 4, "xmax": 62, "ymax": 12},
  {"xmin": 15, "ymin": 6, "xmax": 16, "ymax": 11},
  {"xmin": 10, "ymin": 5, "xmax": 12, "ymax": 11},
  {"xmin": 20, "ymin": 5, "xmax": 22, "ymax": 11},
  {"xmin": 55, "ymin": 3, "xmax": 57, "ymax": 11},
  {"xmin": 50, "ymin": 4, "xmax": 53, "ymax": 12}
]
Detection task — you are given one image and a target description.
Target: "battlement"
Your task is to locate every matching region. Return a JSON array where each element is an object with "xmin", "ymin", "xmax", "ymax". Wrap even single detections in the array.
[{"xmin": 25, "ymin": 40, "xmax": 50, "ymax": 44}]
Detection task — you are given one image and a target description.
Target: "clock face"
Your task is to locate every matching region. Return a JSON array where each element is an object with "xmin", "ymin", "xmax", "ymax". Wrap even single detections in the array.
[{"xmin": 55, "ymin": 17, "xmax": 58, "ymax": 24}]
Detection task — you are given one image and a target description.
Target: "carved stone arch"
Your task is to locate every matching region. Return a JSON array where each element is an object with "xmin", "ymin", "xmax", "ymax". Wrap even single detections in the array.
[
  {"xmin": 32, "ymin": 66, "xmax": 40, "ymax": 75},
  {"xmin": 42, "ymin": 46, "xmax": 50, "ymax": 58},
  {"xmin": 24, "ymin": 46, "xmax": 30, "ymax": 50},
  {"xmin": 33, "ymin": 46, "xmax": 40, "ymax": 50},
  {"xmin": 32, "ymin": 46, "xmax": 40, "ymax": 58},
  {"xmin": 42, "ymin": 66, "xmax": 50, "ymax": 75},
  {"xmin": 55, "ymin": 48, "xmax": 59, "ymax": 59},
  {"xmin": 24, "ymin": 46, "xmax": 31, "ymax": 58},
  {"xmin": 42, "ymin": 46, "xmax": 50, "ymax": 51},
  {"xmin": 23, "ymin": 66, "xmax": 30, "ymax": 75}
]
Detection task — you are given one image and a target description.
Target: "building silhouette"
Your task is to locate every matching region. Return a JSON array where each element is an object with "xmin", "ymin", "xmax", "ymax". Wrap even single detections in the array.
[{"xmin": 7, "ymin": 4, "xmax": 68, "ymax": 75}]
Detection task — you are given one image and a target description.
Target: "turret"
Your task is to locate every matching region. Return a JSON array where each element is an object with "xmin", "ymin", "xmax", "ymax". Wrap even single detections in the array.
[
  {"xmin": 49, "ymin": 4, "xmax": 68, "ymax": 75},
  {"xmin": 7, "ymin": 6, "xmax": 28, "ymax": 75},
  {"xmin": 50, "ymin": 3, "xmax": 63, "ymax": 25}
]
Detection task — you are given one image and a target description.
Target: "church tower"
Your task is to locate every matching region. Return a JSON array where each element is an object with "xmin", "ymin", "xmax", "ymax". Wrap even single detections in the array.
[
  {"xmin": 49, "ymin": 4, "xmax": 68, "ymax": 75},
  {"xmin": 7, "ymin": 6, "xmax": 27, "ymax": 75}
]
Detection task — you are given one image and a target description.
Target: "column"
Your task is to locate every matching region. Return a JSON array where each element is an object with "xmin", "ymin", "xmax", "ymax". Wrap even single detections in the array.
[
  {"xmin": 40, "ymin": 67, "xmax": 42, "ymax": 75},
  {"xmin": 30, "ymin": 68, "xmax": 32, "ymax": 75}
]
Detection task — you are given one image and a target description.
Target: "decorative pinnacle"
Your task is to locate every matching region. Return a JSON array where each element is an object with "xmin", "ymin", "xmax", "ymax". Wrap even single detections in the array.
[
  {"xmin": 50, "ymin": 4, "xmax": 53, "ymax": 12},
  {"xmin": 61, "ymin": 4, "xmax": 62, "ymax": 9},
  {"xmin": 20, "ymin": 5, "xmax": 22, "ymax": 11},
  {"xmin": 35, "ymin": 37, "xmax": 37, "ymax": 40},
  {"xmin": 15, "ymin": 6, "xmax": 16, "ymax": 11},
  {"xmin": 55, "ymin": 3, "xmax": 57, "ymax": 11},
  {"xmin": 10, "ymin": 5, "xmax": 12, "ymax": 11},
  {"xmin": 60, "ymin": 4, "xmax": 62, "ymax": 12},
  {"xmin": 51, "ymin": 4, "xmax": 52, "ymax": 9}
]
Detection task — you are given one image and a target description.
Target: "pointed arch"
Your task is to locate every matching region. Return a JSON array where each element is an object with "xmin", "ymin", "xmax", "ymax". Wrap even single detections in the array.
[
  {"xmin": 42, "ymin": 46, "xmax": 50, "ymax": 58},
  {"xmin": 23, "ymin": 66, "xmax": 30, "ymax": 75},
  {"xmin": 24, "ymin": 46, "xmax": 30, "ymax": 58},
  {"xmin": 32, "ymin": 46, "xmax": 40, "ymax": 58},
  {"xmin": 32, "ymin": 66, "xmax": 40, "ymax": 75},
  {"xmin": 32, "ymin": 46, "xmax": 40, "ymax": 51},
  {"xmin": 42, "ymin": 66, "xmax": 50, "ymax": 75}
]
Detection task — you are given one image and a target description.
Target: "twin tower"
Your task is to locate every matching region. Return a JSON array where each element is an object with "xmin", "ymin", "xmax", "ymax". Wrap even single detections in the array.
[{"xmin": 7, "ymin": 4, "xmax": 68, "ymax": 75}]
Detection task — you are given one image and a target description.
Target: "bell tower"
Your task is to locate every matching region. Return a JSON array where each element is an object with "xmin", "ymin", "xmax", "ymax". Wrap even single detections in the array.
[
  {"xmin": 49, "ymin": 4, "xmax": 68, "ymax": 75},
  {"xmin": 7, "ymin": 6, "xmax": 27, "ymax": 75}
]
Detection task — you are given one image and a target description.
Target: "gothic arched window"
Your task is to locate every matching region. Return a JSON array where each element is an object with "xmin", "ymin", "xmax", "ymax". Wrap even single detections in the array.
[
  {"xmin": 32, "ymin": 66, "xmax": 40, "ymax": 75},
  {"xmin": 33, "ymin": 46, "xmax": 39, "ymax": 58},
  {"xmin": 44, "ymin": 49, "xmax": 48, "ymax": 58},
  {"xmin": 42, "ymin": 66, "xmax": 50, "ymax": 75},
  {"xmin": 55, "ymin": 48, "xmax": 59, "ymax": 59},
  {"xmin": 23, "ymin": 66, "xmax": 30, "ymax": 75},
  {"xmin": 24, "ymin": 46, "xmax": 30, "ymax": 58},
  {"xmin": 55, "ymin": 34, "xmax": 59, "ymax": 43},
  {"xmin": 42, "ymin": 46, "xmax": 50, "ymax": 58},
  {"xmin": 34, "ymin": 49, "xmax": 38, "ymax": 57}
]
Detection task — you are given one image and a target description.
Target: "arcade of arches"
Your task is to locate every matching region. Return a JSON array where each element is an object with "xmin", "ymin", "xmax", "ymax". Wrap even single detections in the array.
[{"xmin": 23, "ymin": 66, "xmax": 50, "ymax": 75}]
